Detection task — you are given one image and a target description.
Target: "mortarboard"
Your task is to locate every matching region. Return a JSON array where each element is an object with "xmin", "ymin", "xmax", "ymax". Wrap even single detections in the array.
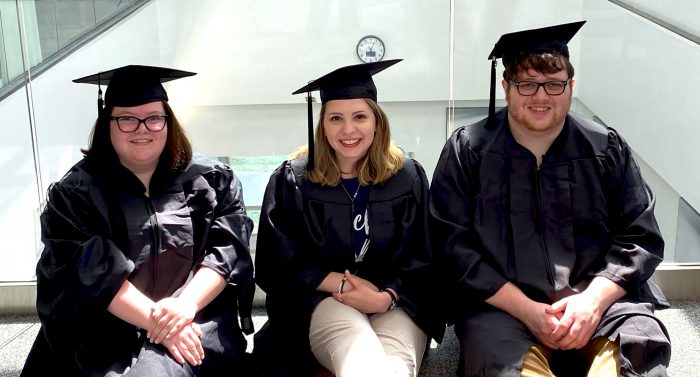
[
  {"xmin": 486, "ymin": 21, "xmax": 586, "ymax": 126},
  {"xmin": 73, "ymin": 65, "xmax": 196, "ymax": 113},
  {"xmin": 291, "ymin": 59, "xmax": 402, "ymax": 170}
]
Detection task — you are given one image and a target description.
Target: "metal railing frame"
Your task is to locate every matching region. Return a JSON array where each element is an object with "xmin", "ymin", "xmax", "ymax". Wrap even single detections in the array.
[{"xmin": 0, "ymin": 0, "xmax": 150, "ymax": 103}]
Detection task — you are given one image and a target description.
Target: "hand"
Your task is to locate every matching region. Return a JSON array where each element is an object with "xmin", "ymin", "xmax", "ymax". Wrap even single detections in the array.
[
  {"xmin": 148, "ymin": 297, "xmax": 198, "ymax": 344},
  {"xmin": 162, "ymin": 322, "xmax": 205, "ymax": 366},
  {"xmin": 332, "ymin": 271, "xmax": 390, "ymax": 314},
  {"xmin": 517, "ymin": 301, "xmax": 563, "ymax": 349},
  {"xmin": 547, "ymin": 292, "xmax": 603, "ymax": 350},
  {"xmin": 339, "ymin": 270, "xmax": 379, "ymax": 293}
]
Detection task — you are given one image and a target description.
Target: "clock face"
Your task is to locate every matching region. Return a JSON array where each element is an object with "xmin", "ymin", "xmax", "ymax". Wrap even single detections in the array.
[{"xmin": 356, "ymin": 35, "xmax": 385, "ymax": 63}]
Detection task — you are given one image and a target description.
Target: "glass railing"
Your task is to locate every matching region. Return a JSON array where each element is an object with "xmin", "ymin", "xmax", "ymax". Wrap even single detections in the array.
[
  {"xmin": 1, "ymin": 0, "xmax": 699, "ymax": 283},
  {"xmin": 0, "ymin": 0, "xmax": 146, "ymax": 98},
  {"xmin": 608, "ymin": 0, "xmax": 700, "ymax": 44}
]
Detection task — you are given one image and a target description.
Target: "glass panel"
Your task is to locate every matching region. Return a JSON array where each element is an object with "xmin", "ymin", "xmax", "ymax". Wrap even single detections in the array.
[
  {"xmin": 0, "ymin": 1, "xmax": 26, "ymax": 83},
  {"xmin": 33, "ymin": 0, "xmax": 59, "ymax": 59},
  {"xmin": 175, "ymin": 0, "xmax": 453, "ymax": 230},
  {"xmin": 0, "ymin": 9, "xmax": 7, "ymax": 87},
  {"xmin": 579, "ymin": 0, "xmax": 700, "ymax": 262},
  {"xmin": 676, "ymin": 198, "xmax": 700, "ymax": 263},
  {"xmin": 0, "ymin": 0, "xmax": 142, "ymax": 92},
  {"xmin": 94, "ymin": 0, "xmax": 138, "ymax": 23},
  {"xmin": 54, "ymin": 1, "xmax": 97, "ymax": 49},
  {"xmin": 449, "ymin": 0, "xmax": 700, "ymax": 263},
  {"xmin": 229, "ymin": 155, "xmax": 288, "ymax": 209},
  {"xmin": 610, "ymin": 0, "xmax": 700, "ymax": 39},
  {"xmin": 3, "ymin": 0, "xmax": 699, "ymax": 284},
  {"xmin": 9, "ymin": 0, "xmax": 452, "ymax": 284},
  {"xmin": 0, "ymin": 87, "xmax": 41, "ymax": 282}
]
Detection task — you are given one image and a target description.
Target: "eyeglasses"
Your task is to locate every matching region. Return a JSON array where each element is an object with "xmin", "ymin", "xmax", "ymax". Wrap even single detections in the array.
[
  {"xmin": 508, "ymin": 80, "xmax": 570, "ymax": 96},
  {"xmin": 110, "ymin": 115, "xmax": 168, "ymax": 132}
]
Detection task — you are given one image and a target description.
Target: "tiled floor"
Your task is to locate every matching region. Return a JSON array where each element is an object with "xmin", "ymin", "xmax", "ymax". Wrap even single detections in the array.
[
  {"xmin": 3, "ymin": 301, "xmax": 699, "ymax": 377},
  {"xmin": 0, "ymin": 315, "xmax": 39, "ymax": 377},
  {"xmin": 0, "ymin": 310, "xmax": 269, "ymax": 377}
]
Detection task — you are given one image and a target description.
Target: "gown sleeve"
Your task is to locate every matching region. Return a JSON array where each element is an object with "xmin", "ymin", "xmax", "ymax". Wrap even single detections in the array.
[
  {"xmin": 198, "ymin": 166, "xmax": 255, "ymax": 334},
  {"xmin": 382, "ymin": 160, "xmax": 433, "ymax": 294},
  {"xmin": 596, "ymin": 129, "xmax": 664, "ymax": 299},
  {"xmin": 36, "ymin": 180, "xmax": 134, "ymax": 325},
  {"xmin": 255, "ymin": 161, "xmax": 328, "ymax": 300},
  {"xmin": 428, "ymin": 128, "xmax": 508, "ymax": 303},
  {"xmin": 385, "ymin": 160, "xmax": 445, "ymax": 340}
]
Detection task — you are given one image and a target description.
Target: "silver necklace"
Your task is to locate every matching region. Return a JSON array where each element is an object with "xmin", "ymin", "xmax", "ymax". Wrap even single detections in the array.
[
  {"xmin": 340, "ymin": 180, "xmax": 361, "ymax": 202},
  {"xmin": 341, "ymin": 179, "xmax": 370, "ymax": 263},
  {"xmin": 341, "ymin": 179, "xmax": 362, "ymax": 215}
]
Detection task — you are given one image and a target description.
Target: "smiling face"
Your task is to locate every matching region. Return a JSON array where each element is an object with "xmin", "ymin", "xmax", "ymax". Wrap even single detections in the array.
[
  {"xmin": 322, "ymin": 98, "xmax": 376, "ymax": 173},
  {"xmin": 503, "ymin": 67, "xmax": 573, "ymax": 136},
  {"xmin": 110, "ymin": 101, "xmax": 167, "ymax": 174}
]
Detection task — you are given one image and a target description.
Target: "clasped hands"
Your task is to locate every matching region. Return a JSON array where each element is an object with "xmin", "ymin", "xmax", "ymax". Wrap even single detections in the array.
[
  {"xmin": 147, "ymin": 297, "xmax": 204, "ymax": 366},
  {"xmin": 521, "ymin": 291, "xmax": 604, "ymax": 350},
  {"xmin": 331, "ymin": 270, "xmax": 393, "ymax": 314}
]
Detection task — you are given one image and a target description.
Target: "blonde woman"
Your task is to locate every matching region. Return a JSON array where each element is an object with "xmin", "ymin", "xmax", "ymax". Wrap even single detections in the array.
[{"xmin": 254, "ymin": 60, "xmax": 444, "ymax": 377}]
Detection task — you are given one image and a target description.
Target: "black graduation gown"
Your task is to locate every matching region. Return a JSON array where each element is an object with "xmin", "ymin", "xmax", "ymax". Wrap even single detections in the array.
[
  {"xmin": 254, "ymin": 157, "xmax": 444, "ymax": 376},
  {"xmin": 429, "ymin": 109, "xmax": 671, "ymax": 377},
  {"xmin": 21, "ymin": 154, "xmax": 255, "ymax": 377}
]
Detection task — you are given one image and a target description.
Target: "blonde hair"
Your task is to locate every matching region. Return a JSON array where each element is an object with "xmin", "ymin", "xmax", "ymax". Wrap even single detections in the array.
[{"xmin": 291, "ymin": 98, "xmax": 404, "ymax": 186}]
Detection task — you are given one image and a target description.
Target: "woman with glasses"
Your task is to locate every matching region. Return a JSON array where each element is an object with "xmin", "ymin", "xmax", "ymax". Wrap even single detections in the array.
[
  {"xmin": 254, "ymin": 60, "xmax": 444, "ymax": 377},
  {"xmin": 21, "ymin": 65, "xmax": 255, "ymax": 376}
]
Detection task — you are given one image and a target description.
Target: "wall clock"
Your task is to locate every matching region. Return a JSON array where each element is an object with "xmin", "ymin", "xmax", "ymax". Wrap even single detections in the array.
[{"xmin": 356, "ymin": 35, "xmax": 385, "ymax": 63}]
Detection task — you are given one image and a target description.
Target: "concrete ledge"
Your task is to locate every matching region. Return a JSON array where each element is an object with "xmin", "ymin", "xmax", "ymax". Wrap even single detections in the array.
[
  {"xmin": 0, "ymin": 280, "xmax": 266, "ymax": 315},
  {"xmin": 1, "ymin": 265, "xmax": 698, "ymax": 315},
  {"xmin": 0, "ymin": 282, "xmax": 37, "ymax": 315},
  {"xmin": 654, "ymin": 264, "xmax": 700, "ymax": 300},
  {"xmin": 253, "ymin": 283, "xmax": 266, "ymax": 307}
]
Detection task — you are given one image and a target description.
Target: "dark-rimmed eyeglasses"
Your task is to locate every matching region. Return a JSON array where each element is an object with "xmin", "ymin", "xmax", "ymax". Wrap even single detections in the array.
[
  {"xmin": 110, "ymin": 115, "xmax": 168, "ymax": 132},
  {"xmin": 508, "ymin": 80, "xmax": 570, "ymax": 96}
]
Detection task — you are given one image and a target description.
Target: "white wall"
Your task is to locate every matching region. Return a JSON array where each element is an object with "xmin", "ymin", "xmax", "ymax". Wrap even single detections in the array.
[
  {"xmin": 29, "ymin": 0, "xmax": 594, "ymax": 183},
  {"xmin": 4, "ymin": 0, "xmax": 699, "ymax": 281},
  {"xmin": 0, "ymin": 2, "xmax": 25, "ymax": 80},
  {"xmin": 453, "ymin": 0, "xmax": 585, "ymax": 101},
  {"xmin": 572, "ymin": 100, "xmax": 680, "ymax": 262},
  {"xmin": 182, "ymin": 100, "xmax": 449, "ymax": 185},
  {"xmin": 155, "ymin": 0, "xmax": 452, "ymax": 105},
  {"xmin": 5, "ymin": 0, "xmax": 458, "ymax": 280},
  {"xmin": 612, "ymin": 0, "xmax": 700, "ymax": 38},
  {"xmin": 0, "ymin": 89, "xmax": 42, "ymax": 281},
  {"xmin": 161, "ymin": 0, "xmax": 458, "ymax": 185},
  {"xmin": 170, "ymin": 0, "xmax": 585, "ymax": 183},
  {"xmin": 0, "ymin": 3, "xmax": 47, "ymax": 281},
  {"xmin": 0, "ymin": 2, "xmax": 43, "ymax": 81},
  {"xmin": 31, "ymin": 2, "xmax": 164, "ymax": 188},
  {"xmin": 579, "ymin": 1, "xmax": 700, "ymax": 211},
  {"xmin": 634, "ymin": 153, "xmax": 680, "ymax": 263},
  {"xmin": 0, "ymin": 2, "xmax": 166, "ymax": 280}
]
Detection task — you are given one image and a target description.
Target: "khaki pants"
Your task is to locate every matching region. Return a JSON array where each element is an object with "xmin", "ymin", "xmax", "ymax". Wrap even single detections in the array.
[
  {"xmin": 521, "ymin": 337, "xmax": 621, "ymax": 377},
  {"xmin": 309, "ymin": 297, "xmax": 427, "ymax": 377}
]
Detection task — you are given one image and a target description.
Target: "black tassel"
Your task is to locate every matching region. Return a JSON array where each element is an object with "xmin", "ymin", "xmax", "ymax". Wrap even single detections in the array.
[
  {"xmin": 487, "ymin": 57, "xmax": 496, "ymax": 128},
  {"xmin": 306, "ymin": 92, "xmax": 315, "ymax": 171},
  {"xmin": 97, "ymin": 72, "xmax": 104, "ymax": 114},
  {"xmin": 97, "ymin": 86, "xmax": 103, "ymax": 114}
]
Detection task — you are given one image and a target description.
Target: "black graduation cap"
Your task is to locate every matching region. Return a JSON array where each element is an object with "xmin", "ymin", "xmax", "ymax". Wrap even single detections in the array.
[
  {"xmin": 486, "ymin": 21, "xmax": 586, "ymax": 125},
  {"xmin": 291, "ymin": 59, "xmax": 402, "ymax": 170},
  {"xmin": 73, "ymin": 65, "xmax": 196, "ymax": 113}
]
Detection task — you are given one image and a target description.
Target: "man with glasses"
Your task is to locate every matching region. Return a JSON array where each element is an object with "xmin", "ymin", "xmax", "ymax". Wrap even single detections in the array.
[{"xmin": 429, "ymin": 21, "xmax": 671, "ymax": 376}]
